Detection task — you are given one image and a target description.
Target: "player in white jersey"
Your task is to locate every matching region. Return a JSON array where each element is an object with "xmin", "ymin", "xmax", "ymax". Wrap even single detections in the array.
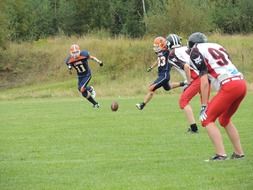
[
  {"xmin": 188, "ymin": 32, "xmax": 247, "ymax": 161},
  {"xmin": 167, "ymin": 34, "xmax": 206, "ymax": 133}
]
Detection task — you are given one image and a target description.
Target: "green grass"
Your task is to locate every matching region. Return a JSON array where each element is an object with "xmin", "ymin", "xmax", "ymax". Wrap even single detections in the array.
[{"xmin": 0, "ymin": 94, "xmax": 253, "ymax": 190}]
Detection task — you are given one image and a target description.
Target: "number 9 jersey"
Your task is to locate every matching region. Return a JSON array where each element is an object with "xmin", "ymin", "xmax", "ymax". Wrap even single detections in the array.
[
  {"xmin": 189, "ymin": 43, "xmax": 242, "ymax": 90},
  {"xmin": 65, "ymin": 50, "xmax": 91, "ymax": 76}
]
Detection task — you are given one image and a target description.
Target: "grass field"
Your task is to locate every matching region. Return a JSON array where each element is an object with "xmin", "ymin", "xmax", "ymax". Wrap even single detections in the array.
[{"xmin": 0, "ymin": 94, "xmax": 253, "ymax": 190}]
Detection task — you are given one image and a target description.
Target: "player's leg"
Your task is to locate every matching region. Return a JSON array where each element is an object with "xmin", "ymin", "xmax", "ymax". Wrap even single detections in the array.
[
  {"xmin": 201, "ymin": 89, "xmax": 229, "ymax": 160},
  {"xmin": 183, "ymin": 105, "xmax": 198, "ymax": 133},
  {"xmin": 168, "ymin": 81, "xmax": 186, "ymax": 90},
  {"xmin": 205, "ymin": 122, "xmax": 227, "ymax": 161},
  {"xmin": 136, "ymin": 76, "xmax": 165, "ymax": 110},
  {"xmin": 86, "ymin": 86, "xmax": 96, "ymax": 98},
  {"xmin": 203, "ymin": 80, "xmax": 246, "ymax": 160},
  {"xmin": 179, "ymin": 78, "xmax": 201, "ymax": 133},
  {"xmin": 224, "ymin": 121, "xmax": 244, "ymax": 158},
  {"xmin": 79, "ymin": 75, "xmax": 99, "ymax": 108},
  {"xmin": 218, "ymin": 80, "xmax": 247, "ymax": 158}
]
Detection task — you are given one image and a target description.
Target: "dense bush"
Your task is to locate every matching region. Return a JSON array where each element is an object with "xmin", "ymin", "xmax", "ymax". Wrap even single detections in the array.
[{"xmin": 0, "ymin": 0, "xmax": 253, "ymax": 47}]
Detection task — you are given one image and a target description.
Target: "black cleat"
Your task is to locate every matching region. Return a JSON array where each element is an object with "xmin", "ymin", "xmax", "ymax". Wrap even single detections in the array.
[
  {"xmin": 205, "ymin": 154, "xmax": 228, "ymax": 162},
  {"xmin": 136, "ymin": 103, "xmax": 145, "ymax": 110},
  {"xmin": 231, "ymin": 152, "xmax": 245, "ymax": 159},
  {"xmin": 187, "ymin": 128, "xmax": 198, "ymax": 134}
]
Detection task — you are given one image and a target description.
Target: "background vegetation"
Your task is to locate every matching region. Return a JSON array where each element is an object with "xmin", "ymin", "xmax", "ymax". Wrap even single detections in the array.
[
  {"xmin": 1, "ymin": 0, "xmax": 253, "ymax": 44},
  {"xmin": 0, "ymin": 0, "xmax": 253, "ymax": 98},
  {"xmin": 0, "ymin": 34, "xmax": 253, "ymax": 100}
]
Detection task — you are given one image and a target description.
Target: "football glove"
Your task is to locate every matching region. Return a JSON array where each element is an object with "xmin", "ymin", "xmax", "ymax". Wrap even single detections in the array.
[
  {"xmin": 199, "ymin": 104, "xmax": 207, "ymax": 121},
  {"xmin": 99, "ymin": 61, "xmax": 103, "ymax": 67}
]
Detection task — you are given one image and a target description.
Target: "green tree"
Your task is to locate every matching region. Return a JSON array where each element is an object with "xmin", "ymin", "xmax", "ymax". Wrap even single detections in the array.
[
  {"xmin": 0, "ymin": 0, "xmax": 8, "ymax": 48},
  {"xmin": 145, "ymin": 0, "xmax": 212, "ymax": 36}
]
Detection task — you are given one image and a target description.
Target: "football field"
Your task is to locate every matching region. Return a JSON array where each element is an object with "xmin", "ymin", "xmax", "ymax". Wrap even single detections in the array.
[{"xmin": 0, "ymin": 94, "xmax": 253, "ymax": 190}]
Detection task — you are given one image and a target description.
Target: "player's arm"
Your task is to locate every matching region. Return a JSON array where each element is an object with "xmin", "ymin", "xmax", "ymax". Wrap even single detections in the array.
[
  {"xmin": 147, "ymin": 61, "xmax": 158, "ymax": 72},
  {"xmin": 65, "ymin": 57, "xmax": 72, "ymax": 74},
  {"xmin": 90, "ymin": 55, "xmax": 103, "ymax": 66},
  {"xmin": 183, "ymin": 63, "xmax": 191, "ymax": 84},
  {"xmin": 190, "ymin": 47, "xmax": 209, "ymax": 119}
]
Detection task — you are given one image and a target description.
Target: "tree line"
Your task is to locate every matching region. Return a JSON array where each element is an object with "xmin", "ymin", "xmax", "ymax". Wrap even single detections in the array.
[{"xmin": 0, "ymin": 0, "xmax": 253, "ymax": 46}]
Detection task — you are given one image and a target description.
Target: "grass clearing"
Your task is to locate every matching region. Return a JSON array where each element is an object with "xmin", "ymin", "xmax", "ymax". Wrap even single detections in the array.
[{"xmin": 0, "ymin": 94, "xmax": 253, "ymax": 190}]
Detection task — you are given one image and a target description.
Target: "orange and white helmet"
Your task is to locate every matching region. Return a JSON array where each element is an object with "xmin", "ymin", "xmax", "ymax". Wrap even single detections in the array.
[
  {"xmin": 153, "ymin": 36, "xmax": 167, "ymax": 53},
  {"xmin": 70, "ymin": 44, "xmax": 81, "ymax": 59}
]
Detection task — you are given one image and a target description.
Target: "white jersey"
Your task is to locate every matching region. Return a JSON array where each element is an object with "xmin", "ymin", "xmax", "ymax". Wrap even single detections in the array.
[
  {"xmin": 190, "ymin": 43, "xmax": 243, "ymax": 90},
  {"xmin": 168, "ymin": 46, "xmax": 199, "ymax": 80}
]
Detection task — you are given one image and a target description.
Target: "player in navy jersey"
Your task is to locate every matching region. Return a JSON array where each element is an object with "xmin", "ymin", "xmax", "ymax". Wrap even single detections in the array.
[
  {"xmin": 167, "ymin": 34, "xmax": 202, "ymax": 133},
  {"xmin": 136, "ymin": 37, "xmax": 187, "ymax": 110},
  {"xmin": 65, "ymin": 44, "xmax": 103, "ymax": 108},
  {"xmin": 188, "ymin": 32, "xmax": 246, "ymax": 161}
]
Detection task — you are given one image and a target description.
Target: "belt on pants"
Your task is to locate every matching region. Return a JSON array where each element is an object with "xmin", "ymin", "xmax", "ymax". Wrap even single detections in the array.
[{"xmin": 220, "ymin": 76, "xmax": 243, "ymax": 86}]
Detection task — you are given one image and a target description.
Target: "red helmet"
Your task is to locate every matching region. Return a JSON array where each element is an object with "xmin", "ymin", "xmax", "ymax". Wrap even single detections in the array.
[
  {"xmin": 153, "ymin": 37, "xmax": 167, "ymax": 53},
  {"xmin": 70, "ymin": 44, "xmax": 81, "ymax": 58}
]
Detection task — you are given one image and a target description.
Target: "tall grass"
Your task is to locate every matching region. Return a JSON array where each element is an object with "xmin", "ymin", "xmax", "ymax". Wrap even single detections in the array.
[{"xmin": 0, "ymin": 34, "xmax": 253, "ymax": 99}]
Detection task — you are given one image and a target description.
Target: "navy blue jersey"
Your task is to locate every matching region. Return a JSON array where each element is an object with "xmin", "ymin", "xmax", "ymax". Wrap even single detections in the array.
[
  {"xmin": 156, "ymin": 50, "xmax": 171, "ymax": 75},
  {"xmin": 65, "ymin": 50, "xmax": 91, "ymax": 76}
]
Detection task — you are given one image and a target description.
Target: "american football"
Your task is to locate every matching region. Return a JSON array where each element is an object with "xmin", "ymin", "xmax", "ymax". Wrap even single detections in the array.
[{"xmin": 111, "ymin": 101, "xmax": 119, "ymax": 111}]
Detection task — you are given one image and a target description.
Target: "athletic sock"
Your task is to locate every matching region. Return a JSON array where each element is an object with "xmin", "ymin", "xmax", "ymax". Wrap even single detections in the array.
[
  {"xmin": 141, "ymin": 102, "xmax": 146, "ymax": 109},
  {"xmin": 190, "ymin": 123, "xmax": 198, "ymax": 132},
  {"xmin": 179, "ymin": 81, "xmax": 185, "ymax": 86},
  {"xmin": 87, "ymin": 96, "xmax": 97, "ymax": 105}
]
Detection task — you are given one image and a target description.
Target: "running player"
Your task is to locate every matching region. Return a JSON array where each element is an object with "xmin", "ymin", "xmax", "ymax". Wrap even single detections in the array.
[
  {"xmin": 65, "ymin": 44, "xmax": 103, "ymax": 108},
  {"xmin": 136, "ymin": 36, "xmax": 186, "ymax": 110}
]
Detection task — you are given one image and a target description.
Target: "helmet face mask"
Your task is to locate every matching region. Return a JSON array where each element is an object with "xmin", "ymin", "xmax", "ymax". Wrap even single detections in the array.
[
  {"xmin": 153, "ymin": 37, "xmax": 167, "ymax": 53},
  {"xmin": 187, "ymin": 32, "xmax": 208, "ymax": 49},
  {"xmin": 166, "ymin": 34, "xmax": 182, "ymax": 49},
  {"xmin": 70, "ymin": 44, "xmax": 81, "ymax": 59}
]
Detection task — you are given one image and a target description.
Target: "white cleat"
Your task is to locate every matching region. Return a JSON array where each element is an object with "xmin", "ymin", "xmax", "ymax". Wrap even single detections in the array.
[{"xmin": 93, "ymin": 103, "xmax": 100, "ymax": 108}]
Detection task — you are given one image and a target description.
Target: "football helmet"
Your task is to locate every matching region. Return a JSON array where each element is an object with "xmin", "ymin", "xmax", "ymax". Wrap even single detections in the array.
[
  {"xmin": 166, "ymin": 34, "xmax": 182, "ymax": 49},
  {"xmin": 187, "ymin": 32, "xmax": 208, "ymax": 49},
  {"xmin": 70, "ymin": 44, "xmax": 81, "ymax": 59},
  {"xmin": 153, "ymin": 36, "xmax": 167, "ymax": 53}
]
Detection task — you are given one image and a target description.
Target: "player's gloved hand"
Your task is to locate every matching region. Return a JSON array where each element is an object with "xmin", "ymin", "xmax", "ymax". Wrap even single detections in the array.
[
  {"xmin": 199, "ymin": 104, "xmax": 207, "ymax": 121},
  {"xmin": 68, "ymin": 65, "xmax": 72, "ymax": 74},
  {"xmin": 99, "ymin": 61, "xmax": 103, "ymax": 67},
  {"xmin": 147, "ymin": 67, "xmax": 152, "ymax": 72}
]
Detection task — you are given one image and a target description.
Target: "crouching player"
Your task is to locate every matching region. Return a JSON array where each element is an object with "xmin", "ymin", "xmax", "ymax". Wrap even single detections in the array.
[
  {"xmin": 167, "ymin": 34, "xmax": 206, "ymax": 133},
  {"xmin": 188, "ymin": 32, "xmax": 246, "ymax": 161}
]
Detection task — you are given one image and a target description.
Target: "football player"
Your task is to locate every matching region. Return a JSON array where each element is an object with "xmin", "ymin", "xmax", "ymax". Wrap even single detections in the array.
[
  {"xmin": 188, "ymin": 32, "xmax": 246, "ymax": 161},
  {"xmin": 167, "ymin": 34, "xmax": 204, "ymax": 133},
  {"xmin": 65, "ymin": 44, "xmax": 103, "ymax": 108},
  {"xmin": 136, "ymin": 36, "xmax": 187, "ymax": 110}
]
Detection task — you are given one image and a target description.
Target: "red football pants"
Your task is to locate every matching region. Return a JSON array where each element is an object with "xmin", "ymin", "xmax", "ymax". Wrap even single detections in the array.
[
  {"xmin": 179, "ymin": 77, "xmax": 201, "ymax": 109},
  {"xmin": 202, "ymin": 79, "xmax": 247, "ymax": 127}
]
